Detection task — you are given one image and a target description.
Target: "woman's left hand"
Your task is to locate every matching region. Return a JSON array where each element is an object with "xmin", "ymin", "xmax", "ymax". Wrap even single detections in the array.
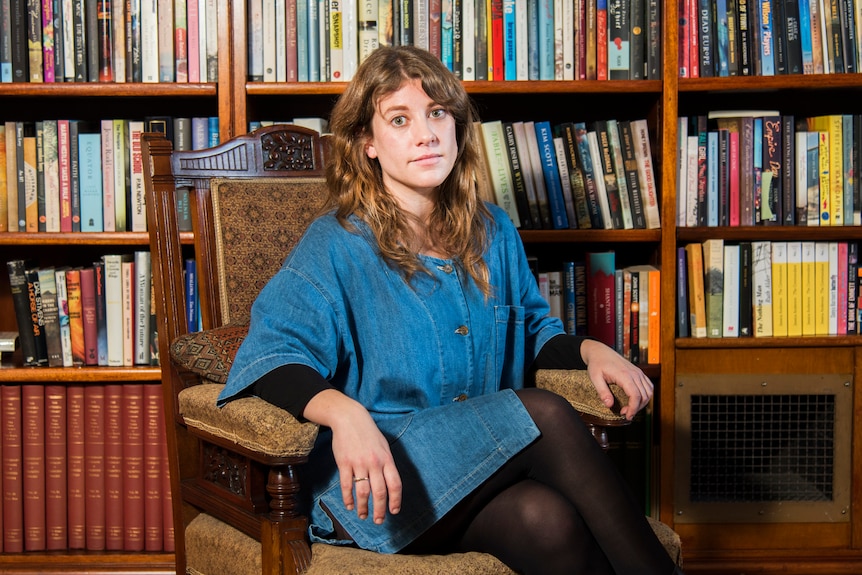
[{"xmin": 579, "ymin": 339, "xmax": 653, "ymax": 420}]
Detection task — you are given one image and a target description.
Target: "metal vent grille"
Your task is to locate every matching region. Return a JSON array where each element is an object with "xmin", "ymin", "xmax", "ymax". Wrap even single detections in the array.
[
  {"xmin": 689, "ymin": 394, "xmax": 835, "ymax": 503},
  {"xmin": 675, "ymin": 374, "xmax": 851, "ymax": 523}
]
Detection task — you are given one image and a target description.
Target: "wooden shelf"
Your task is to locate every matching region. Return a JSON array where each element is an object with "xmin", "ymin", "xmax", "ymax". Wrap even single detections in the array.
[
  {"xmin": 0, "ymin": 232, "xmax": 194, "ymax": 246},
  {"xmin": 679, "ymin": 73, "xmax": 862, "ymax": 93},
  {"xmin": 676, "ymin": 336, "xmax": 862, "ymax": 349},
  {"xmin": 0, "ymin": 83, "xmax": 216, "ymax": 97},
  {"xmin": 520, "ymin": 228, "xmax": 661, "ymax": 243},
  {"xmin": 677, "ymin": 226, "xmax": 862, "ymax": 242},
  {"xmin": 0, "ymin": 551, "xmax": 174, "ymax": 574},
  {"xmin": 0, "ymin": 365, "xmax": 162, "ymax": 383}
]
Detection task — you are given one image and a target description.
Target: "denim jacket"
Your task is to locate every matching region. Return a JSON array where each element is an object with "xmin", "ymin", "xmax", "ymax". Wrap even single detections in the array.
[{"xmin": 218, "ymin": 203, "xmax": 565, "ymax": 551}]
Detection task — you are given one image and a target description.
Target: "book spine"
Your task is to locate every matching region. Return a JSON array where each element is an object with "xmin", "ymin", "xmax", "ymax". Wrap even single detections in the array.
[
  {"xmin": 2, "ymin": 385, "xmax": 24, "ymax": 552},
  {"xmin": 84, "ymin": 384, "xmax": 106, "ymax": 550},
  {"xmin": 80, "ymin": 266, "xmax": 98, "ymax": 365},
  {"xmin": 54, "ymin": 268, "xmax": 74, "ymax": 367},
  {"xmin": 587, "ymin": 250, "xmax": 616, "ymax": 347},
  {"xmin": 143, "ymin": 384, "xmax": 164, "ymax": 550},
  {"xmin": 22, "ymin": 384, "xmax": 46, "ymax": 551},
  {"xmin": 535, "ymin": 121, "xmax": 569, "ymax": 229},
  {"xmin": 122, "ymin": 383, "xmax": 146, "ymax": 550},
  {"xmin": 44, "ymin": 384, "xmax": 67, "ymax": 550},
  {"xmin": 104, "ymin": 384, "xmax": 124, "ymax": 549},
  {"xmin": 65, "ymin": 384, "xmax": 86, "ymax": 549}
]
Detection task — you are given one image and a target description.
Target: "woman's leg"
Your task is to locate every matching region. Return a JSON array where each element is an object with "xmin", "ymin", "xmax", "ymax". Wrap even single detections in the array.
[{"xmin": 405, "ymin": 388, "xmax": 676, "ymax": 575}]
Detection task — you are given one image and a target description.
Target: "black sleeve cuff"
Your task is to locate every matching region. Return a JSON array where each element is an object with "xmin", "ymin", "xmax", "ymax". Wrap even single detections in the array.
[
  {"xmin": 250, "ymin": 364, "xmax": 335, "ymax": 422},
  {"xmin": 532, "ymin": 334, "xmax": 592, "ymax": 370}
]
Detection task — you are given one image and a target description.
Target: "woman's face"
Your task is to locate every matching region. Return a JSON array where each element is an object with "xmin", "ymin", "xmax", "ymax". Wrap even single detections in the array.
[{"xmin": 364, "ymin": 79, "xmax": 458, "ymax": 207}]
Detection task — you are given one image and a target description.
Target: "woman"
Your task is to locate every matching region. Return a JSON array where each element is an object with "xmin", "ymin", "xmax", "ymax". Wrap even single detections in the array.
[{"xmin": 218, "ymin": 46, "xmax": 681, "ymax": 575}]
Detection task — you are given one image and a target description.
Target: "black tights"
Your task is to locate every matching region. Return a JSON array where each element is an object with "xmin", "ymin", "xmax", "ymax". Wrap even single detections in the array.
[{"xmin": 403, "ymin": 388, "xmax": 676, "ymax": 575}]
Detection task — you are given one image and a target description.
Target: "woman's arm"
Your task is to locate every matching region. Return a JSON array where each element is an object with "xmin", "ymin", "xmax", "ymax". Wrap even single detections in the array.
[{"xmin": 252, "ymin": 367, "xmax": 402, "ymax": 525}]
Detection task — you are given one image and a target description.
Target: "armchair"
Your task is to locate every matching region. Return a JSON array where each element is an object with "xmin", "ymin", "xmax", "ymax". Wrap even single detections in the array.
[{"xmin": 142, "ymin": 125, "xmax": 681, "ymax": 575}]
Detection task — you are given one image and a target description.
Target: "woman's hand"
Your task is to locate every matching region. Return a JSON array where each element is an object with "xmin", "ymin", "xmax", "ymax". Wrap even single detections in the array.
[
  {"xmin": 303, "ymin": 389, "xmax": 402, "ymax": 524},
  {"xmin": 579, "ymin": 339, "xmax": 653, "ymax": 420}
]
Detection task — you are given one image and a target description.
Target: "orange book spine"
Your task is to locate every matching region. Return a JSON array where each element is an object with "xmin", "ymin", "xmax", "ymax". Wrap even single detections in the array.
[
  {"xmin": 647, "ymin": 269, "xmax": 661, "ymax": 364},
  {"xmin": 22, "ymin": 385, "xmax": 46, "ymax": 551},
  {"xmin": 84, "ymin": 384, "xmax": 106, "ymax": 550},
  {"xmin": 2, "ymin": 385, "xmax": 25, "ymax": 552},
  {"xmin": 65, "ymin": 269, "xmax": 86, "ymax": 366},
  {"xmin": 143, "ymin": 384, "xmax": 164, "ymax": 551},
  {"xmin": 122, "ymin": 384, "xmax": 145, "ymax": 551},
  {"xmin": 104, "ymin": 384, "xmax": 125, "ymax": 550},
  {"xmin": 45, "ymin": 385, "xmax": 67, "ymax": 550}
]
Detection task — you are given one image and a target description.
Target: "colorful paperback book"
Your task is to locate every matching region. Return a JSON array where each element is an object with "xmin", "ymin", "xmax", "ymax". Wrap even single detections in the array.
[
  {"xmin": 534, "ymin": 121, "xmax": 569, "ymax": 229},
  {"xmin": 78, "ymin": 131, "xmax": 103, "ymax": 232}
]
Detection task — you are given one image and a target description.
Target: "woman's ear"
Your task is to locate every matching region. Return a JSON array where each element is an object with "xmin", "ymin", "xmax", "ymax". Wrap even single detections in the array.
[{"xmin": 364, "ymin": 137, "xmax": 377, "ymax": 160}]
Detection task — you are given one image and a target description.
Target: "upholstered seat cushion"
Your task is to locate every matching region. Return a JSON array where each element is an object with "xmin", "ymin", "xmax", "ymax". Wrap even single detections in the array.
[{"xmin": 185, "ymin": 512, "xmax": 680, "ymax": 575}]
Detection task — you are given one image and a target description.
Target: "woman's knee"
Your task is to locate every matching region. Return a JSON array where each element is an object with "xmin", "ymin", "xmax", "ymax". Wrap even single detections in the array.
[{"xmin": 515, "ymin": 388, "xmax": 577, "ymax": 430}]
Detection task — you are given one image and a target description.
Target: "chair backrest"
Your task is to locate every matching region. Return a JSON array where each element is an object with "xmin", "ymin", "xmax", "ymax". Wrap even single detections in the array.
[
  {"xmin": 144, "ymin": 125, "xmax": 329, "ymax": 343},
  {"xmin": 142, "ymin": 125, "xmax": 330, "ymax": 573}
]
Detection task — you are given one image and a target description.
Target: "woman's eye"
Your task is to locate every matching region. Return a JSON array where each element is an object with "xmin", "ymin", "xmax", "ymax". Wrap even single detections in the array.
[
  {"xmin": 392, "ymin": 116, "xmax": 406, "ymax": 126},
  {"xmin": 430, "ymin": 109, "xmax": 446, "ymax": 119}
]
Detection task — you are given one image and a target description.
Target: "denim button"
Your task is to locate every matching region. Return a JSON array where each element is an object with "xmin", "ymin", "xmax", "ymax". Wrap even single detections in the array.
[
  {"xmin": 455, "ymin": 325, "xmax": 469, "ymax": 335},
  {"xmin": 437, "ymin": 264, "xmax": 454, "ymax": 274}
]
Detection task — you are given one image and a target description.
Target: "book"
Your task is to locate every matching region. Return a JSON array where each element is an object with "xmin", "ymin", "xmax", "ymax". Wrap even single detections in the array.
[
  {"xmin": 586, "ymin": 251, "xmax": 616, "ymax": 348},
  {"xmin": 677, "ymin": 247, "xmax": 690, "ymax": 337},
  {"xmin": 631, "ymin": 119, "xmax": 661, "ymax": 229},
  {"xmin": 44, "ymin": 385, "xmax": 67, "ymax": 550},
  {"xmin": 2, "ymin": 385, "xmax": 24, "ymax": 552},
  {"xmin": 78, "ymin": 130, "xmax": 103, "ymax": 232},
  {"xmin": 752, "ymin": 240, "xmax": 774, "ymax": 337},
  {"xmin": 80, "ymin": 266, "xmax": 98, "ymax": 366},
  {"xmin": 24, "ymin": 265, "xmax": 49, "ymax": 365},
  {"xmin": 143, "ymin": 383, "xmax": 164, "ymax": 550},
  {"xmin": 771, "ymin": 241, "xmax": 788, "ymax": 336},
  {"xmin": 128, "ymin": 120, "xmax": 146, "ymax": 232},
  {"xmin": 722, "ymin": 243, "xmax": 740, "ymax": 337},
  {"xmin": 786, "ymin": 241, "xmax": 803, "ymax": 336},
  {"xmin": 555, "ymin": 122, "xmax": 592, "ymax": 229},
  {"xmin": 685, "ymin": 242, "xmax": 707, "ymax": 337},
  {"xmin": 739, "ymin": 241, "xmax": 753, "ymax": 336},
  {"xmin": 65, "ymin": 267, "xmax": 86, "ymax": 366},
  {"xmin": 702, "ymin": 238, "xmax": 724, "ymax": 337},
  {"xmin": 122, "ymin": 383, "xmax": 145, "ymax": 551},
  {"xmin": 94, "ymin": 260, "xmax": 108, "ymax": 365},
  {"xmin": 21, "ymin": 384, "xmax": 45, "ymax": 551},
  {"xmin": 37, "ymin": 267, "xmax": 63, "ymax": 367},
  {"xmin": 122, "ymin": 256, "xmax": 135, "ymax": 366},
  {"xmin": 801, "ymin": 241, "xmax": 817, "ymax": 335},
  {"xmin": 104, "ymin": 384, "xmax": 124, "ymax": 550},
  {"xmin": 592, "ymin": 120, "xmax": 624, "ymax": 229},
  {"xmin": 511, "ymin": 121, "xmax": 543, "ymax": 228},
  {"xmin": 135, "ymin": 251, "xmax": 152, "ymax": 365},
  {"xmin": 54, "ymin": 268, "xmax": 73, "ymax": 367},
  {"xmin": 534, "ymin": 120, "xmax": 569, "ymax": 229},
  {"xmin": 7, "ymin": 259, "xmax": 42, "ymax": 366},
  {"xmin": 103, "ymin": 253, "xmax": 126, "ymax": 366},
  {"xmin": 66, "ymin": 383, "xmax": 86, "ymax": 549},
  {"xmin": 84, "ymin": 383, "xmax": 106, "ymax": 550},
  {"xmin": 479, "ymin": 120, "xmax": 521, "ymax": 227}
]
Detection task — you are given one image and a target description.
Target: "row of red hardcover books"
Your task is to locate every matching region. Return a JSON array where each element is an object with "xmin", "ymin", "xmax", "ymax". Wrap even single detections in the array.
[{"xmin": 0, "ymin": 383, "xmax": 174, "ymax": 554}]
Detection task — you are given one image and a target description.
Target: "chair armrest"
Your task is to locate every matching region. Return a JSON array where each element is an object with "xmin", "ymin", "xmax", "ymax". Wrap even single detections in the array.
[
  {"xmin": 534, "ymin": 369, "xmax": 629, "ymax": 425},
  {"xmin": 179, "ymin": 384, "xmax": 319, "ymax": 459}
]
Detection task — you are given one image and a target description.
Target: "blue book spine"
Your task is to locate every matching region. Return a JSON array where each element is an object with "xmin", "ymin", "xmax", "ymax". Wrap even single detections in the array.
[
  {"xmin": 442, "ymin": 0, "xmax": 453, "ymax": 71},
  {"xmin": 538, "ymin": 0, "xmax": 554, "ymax": 80},
  {"xmin": 208, "ymin": 116, "xmax": 219, "ymax": 147},
  {"xmin": 753, "ymin": 117, "xmax": 763, "ymax": 223},
  {"xmin": 535, "ymin": 121, "xmax": 569, "ymax": 229},
  {"xmin": 297, "ymin": 0, "xmax": 310, "ymax": 81},
  {"xmin": 563, "ymin": 261, "xmax": 577, "ymax": 335},
  {"xmin": 308, "ymin": 0, "xmax": 320, "ymax": 82},
  {"xmin": 758, "ymin": 0, "xmax": 775, "ymax": 75},
  {"xmin": 185, "ymin": 258, "xmax": 197, "ymax": 333},
  {"xmin": 707, "ymin": 130, "xmax": 719, "ymax": 226},
  {"xmin": 716, "ymin": 0, "xmax": 729, "ymax": 76},
  {"xmin": 797, "ymin": 0, "xmax": 813, "ymax": 72},
  {"xmin": 527, "ymin": 0, "xmax": 539, "ymax": 79},
  {"xmin": 191, "ymin": 117, "xmax": 208, "ymax": 149},
  {"xmin": 503, "ymin": 0, "xmax": 517, "ymax": 80},
  {"xmin": 78, "ymin": 132, "xmax": 103, "ymax": 232}
]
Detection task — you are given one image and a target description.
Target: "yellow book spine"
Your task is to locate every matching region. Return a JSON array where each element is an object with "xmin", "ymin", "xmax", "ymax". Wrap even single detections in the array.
[
  {"xmin": 814, "ymin": 242, "xmax": 830, "ymax": 335},
  {"xmin": 801, "ymin": 242, "xmax": 816, "ymax": 336},
  {"xmin": 685, "ymin": 243, "xmax": 707, "ymax": 338},
  {"xmin": 786, "ymin": 242, "xmax": 802, "ymax": 337},
  {"xmin": 827, "ymin": 115, "xmax": 844, "ymax": 226},
  {"xmin": 0, "ymin": 124, "xmax": 6, "ymax": 233},
  {"xmin": 23, "ymin": 135, "xmax": 38, "ymax": 232},
  {"xmin": 771, "ymin": 242, "xmax": 788, "ymax": 337},
  {"xmin": 818, "ymin": 131, "xmax": 830, "ymax": 225}
]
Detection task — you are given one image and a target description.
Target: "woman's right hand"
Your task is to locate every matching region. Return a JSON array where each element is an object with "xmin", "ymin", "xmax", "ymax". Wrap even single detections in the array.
[{"xmin": 303, "ymin": 389, "xmax": 403, "ymax": 524}]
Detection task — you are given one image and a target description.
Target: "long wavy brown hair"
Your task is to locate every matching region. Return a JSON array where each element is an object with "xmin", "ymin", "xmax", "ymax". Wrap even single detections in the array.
[{"xmin": 326, "ymin": 46, "xmax": 493, "ymax": 296}]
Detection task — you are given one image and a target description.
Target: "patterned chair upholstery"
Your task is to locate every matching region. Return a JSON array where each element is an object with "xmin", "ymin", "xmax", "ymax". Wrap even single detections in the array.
[{"xmin": 143, "ymin": 125, "xmax": 681, "ymax": 575}]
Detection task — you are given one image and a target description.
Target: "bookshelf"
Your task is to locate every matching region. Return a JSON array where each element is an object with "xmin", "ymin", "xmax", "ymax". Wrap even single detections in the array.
[
  {"xmin": 3, "ymin": 0, "xmax": 862, "ymax": 574},
  {"xmin": 0, "ymin": 0, "xmax": 231, "ymax": 572}
]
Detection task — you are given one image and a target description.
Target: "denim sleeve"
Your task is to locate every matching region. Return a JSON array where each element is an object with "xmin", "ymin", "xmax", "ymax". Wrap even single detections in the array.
[{"xmin": 217, "ymin": 267, "xmax": 343, "ymax": 406}]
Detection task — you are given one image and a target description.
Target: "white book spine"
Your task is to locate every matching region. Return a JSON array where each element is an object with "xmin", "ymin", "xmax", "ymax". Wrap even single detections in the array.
[
  {"xmin": 275, "ymin": 0, "xmax": 287, "ymax": 82},
  {"xmin": 100, "ymin": 120, "xmax": 116, "ymax": 232},
  {"xmin": 134, "ymin": 251, "xmax": 152, "ymax": 365},
  {"xmin": 828, "ymin": 241, "xmax": 839, "ymax": 335},
  {"xmin": 462, "ymin": 0, "xmax": 476, "ymax": 80},
  {"xmin": 141, "ymin": 0, "xmax": 160, "ymax": 82},
  {"xmin": 104, "ymin": 255, "xmax": 125, "ymax": 367},
  {"xmin": 752, "ymin": 240, "xmax": 773, "ymax": 337},
  {"xmin": 55, "ymin": 269, "xmax": 74, "ymax": 367},
  {"xmin": 128, "ymin": 121, "xmax": 147, "ymax": 232},
  {"xmin": 587, "ymin": 131, "xmax": 612, "ymax": 229},
  {"xmin": 722, "ymin": 243, "xmax": 740, "ymax": 337},
  {"xmin": 632, "ymin": 119, "xmax": 660, "ymax": 229},
  {"xmin": 677, "ymin": 116, "xmax": 689, "ymax": 226},
  {"xmin": 515, "ymin": 0, "xmax": 529, "ymax": 80}
]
